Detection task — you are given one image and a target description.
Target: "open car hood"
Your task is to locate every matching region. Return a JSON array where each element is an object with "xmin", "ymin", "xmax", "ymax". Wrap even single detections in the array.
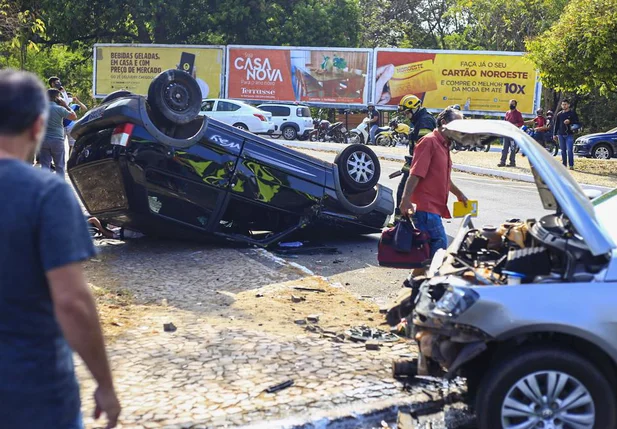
[{"xmin": 443, "ymin": 119, "xmax": 616, "ymax": 256}]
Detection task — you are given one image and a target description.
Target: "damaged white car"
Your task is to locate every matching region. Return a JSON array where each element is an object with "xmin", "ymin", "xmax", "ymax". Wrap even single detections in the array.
[{"xmin": 391, "ymin": 120, "xmax": 617, "ymax": 429}]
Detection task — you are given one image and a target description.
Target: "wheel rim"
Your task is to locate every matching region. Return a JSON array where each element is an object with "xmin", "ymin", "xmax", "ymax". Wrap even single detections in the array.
[
  {"xmin": 349, "ymin": 133, "xmax": 360, "ymax": 144},
  {"xmin": 595, "ymin": 147, "xmax": 610, "ymax": 159},
  {"xmin": 283, "ymin": 128, "xmax": 296, "ymax": 139},
  {"xmin": 501, "ymin": 370, "xmax": 595, "ymax": 429},
  {"xmin": 163, "ymin": 82, "xmax": 190, "ymax": 112},
  {"xmin": 235, "ymin": 124, "xmax": 247, "ymax": 130},
  {"xmin": 346, "ymin": 151, "xmax": 375, "ymax": 184}
]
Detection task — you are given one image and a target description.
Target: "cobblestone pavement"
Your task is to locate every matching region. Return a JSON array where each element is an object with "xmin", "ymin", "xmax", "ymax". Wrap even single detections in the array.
[{"xmin": 77, "ymin": 239, "xmax": 435, "ymax": 429}]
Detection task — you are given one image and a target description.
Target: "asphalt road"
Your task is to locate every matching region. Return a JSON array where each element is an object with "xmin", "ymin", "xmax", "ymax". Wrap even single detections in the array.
[{"xmin": 269, "ymin": 148, "xmax": 547, "ymax": 307}]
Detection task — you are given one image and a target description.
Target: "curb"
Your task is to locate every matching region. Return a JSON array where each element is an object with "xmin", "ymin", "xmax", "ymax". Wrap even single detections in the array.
[{"xmin": 278, "ymin": 141, "xmax": 612, "ymax": 193}]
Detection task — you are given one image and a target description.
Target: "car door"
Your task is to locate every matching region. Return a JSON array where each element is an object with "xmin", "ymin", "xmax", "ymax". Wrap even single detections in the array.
[
  {"xmin": 216, "ymin": 100, "xmax": 243, "ymax": 127},
  {"xmin": 200, "ymin": 99, "xmax": 222, "ymax": 122}
]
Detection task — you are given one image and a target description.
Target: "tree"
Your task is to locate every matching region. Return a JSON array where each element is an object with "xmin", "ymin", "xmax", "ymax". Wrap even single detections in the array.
[
  {"xmin": 444, "ymin": 0, "xmax": 568, "ymax": 51},
  {"xmin": 526, "ymin": 0, "xmax": 617, "ymax": 94}
]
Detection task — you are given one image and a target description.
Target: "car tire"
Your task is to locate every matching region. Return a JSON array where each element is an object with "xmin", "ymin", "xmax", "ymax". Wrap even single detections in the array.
[
  {"xmin": 592, "ymin": 144, "xmax": 613, "ymax": 159},
  {"xmin": 147, "ymin": 69, "xmax": 201, "ymax": 125},
  {"xmin": 282, "ymin": 126, "xmax": 298, "ymax": 140},
  {"xmin": 102, "ymin": 89, "xmax": 133, "ymax": 103},
  {"xmin": 349, "ymin": 131, "xmax": 364, "ymax": 145},
  {"xmin": 334, "ymin": 144, "xmax": 380, "ymax": 193},
  {"xmin": 233, "ymin": 123, "xmax": 249, "ymax": 131},
  {"xmin": 475, "ymin": 346, "xmax": 616, "ymax": 429}
]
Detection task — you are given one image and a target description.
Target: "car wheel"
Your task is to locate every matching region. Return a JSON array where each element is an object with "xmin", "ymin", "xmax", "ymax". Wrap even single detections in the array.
[
  {"xmin": 349, "ymin": 131, "xmax": 364, "ymax": 145},
  {"xmin": 334, "ymin": 144, "xmax": 381, "ymax": 193},
  {"xmin": 102, "ymin": 89, "xmax": 133, "ymax": 103},
  {"xmin": 147, "ymin": 69, "xmax": 201, "ymax": 125},
  {"xmin": 233, "ymin": 123, "xmax": 249, "ymax": 131},
  {"xmin": 592, "ymin": 144, "xmax": 612, "ymax": 160},
  {"xmin": 282, "ymin": 126, "xmax": 298, "ymax": 140},
  {"xmin": 475, "ymin": 347, "xmax": 616, "ymax": 429}
]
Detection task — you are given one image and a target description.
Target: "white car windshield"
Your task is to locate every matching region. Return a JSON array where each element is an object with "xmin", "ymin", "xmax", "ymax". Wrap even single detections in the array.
[{"xmin": 592, "ymin": 189, "xmax": 617, "ymax": 246}]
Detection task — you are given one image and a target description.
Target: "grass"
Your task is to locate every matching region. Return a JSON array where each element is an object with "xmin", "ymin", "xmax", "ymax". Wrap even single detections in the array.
[{"xmin": 452, "ymin": 150, "xmax": 617, "ymax": 188}]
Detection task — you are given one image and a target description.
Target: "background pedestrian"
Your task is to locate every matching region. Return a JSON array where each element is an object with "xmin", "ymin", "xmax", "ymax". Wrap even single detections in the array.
[
  {"xmin": 498, "ymin": 99, "xmax": 524, "ymax": 167},
  {"xmin": 39, "ymin": 88, "xmax": 77, "ymax": 175}
]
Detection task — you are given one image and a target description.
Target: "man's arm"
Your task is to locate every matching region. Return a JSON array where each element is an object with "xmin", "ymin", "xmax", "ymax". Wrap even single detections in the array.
[
  {"xmin": 399, "ymin": 174, "xmax": 421, "ymax": 215},
  {"xmin": 47, "ymin": 264, "xmax": 114, "ymax": 390},
  {"xmin": 57, "ymin": 99, "xmax": 78, "ymax": 121},
  {"xmin": 450, "ymin": 180, "xmax": 468, "ymax": 204},
  {"xmin": 72, "ymin": 95, "xmax": 87, "ymax": 112}
]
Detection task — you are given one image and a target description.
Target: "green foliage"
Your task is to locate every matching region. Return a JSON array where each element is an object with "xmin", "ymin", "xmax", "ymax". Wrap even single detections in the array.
[
  {"xmin": 445, "ymin": 0, "xmax": 568, "ymax": 51},
  {"xmin": 526, "ymin": 0, "xmax": 617, "ymax": 94}
]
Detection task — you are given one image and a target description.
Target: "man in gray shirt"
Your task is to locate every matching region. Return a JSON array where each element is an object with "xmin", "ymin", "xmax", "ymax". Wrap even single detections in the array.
[{"xmin": 40, "ymin": 88, "xmax": 76, "ymax": 175}]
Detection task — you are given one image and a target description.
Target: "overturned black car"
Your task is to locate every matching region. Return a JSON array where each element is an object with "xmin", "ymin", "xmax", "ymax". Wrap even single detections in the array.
[{"xmin": 68, "ymin": 70, "xmax": 393, "ymax": 246}]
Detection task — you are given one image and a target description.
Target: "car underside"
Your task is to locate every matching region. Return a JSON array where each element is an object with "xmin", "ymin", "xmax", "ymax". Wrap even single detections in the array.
[{"xmin": 68, "ymin": 70, "xmax": 394, "ymax": 246}]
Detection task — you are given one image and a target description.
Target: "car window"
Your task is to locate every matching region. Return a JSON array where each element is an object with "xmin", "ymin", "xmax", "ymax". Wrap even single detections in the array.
[
  {"xmin": 259, "ymin": 106, "xmax": 290, "ymax": 117},
  {"xmin": 201, "ymin": 101, "xmax": 215, "ymax": 112},
  {"xmin": 297, "ymin": 107, "xmax": 311, "ymax": 117},
  {"xmin": 217, "ymin": 101, "xmax": 241, "ymax": 112},
  {"xmin": 592, "ymin": 189, "xmax": 617, "ymax": 247}
]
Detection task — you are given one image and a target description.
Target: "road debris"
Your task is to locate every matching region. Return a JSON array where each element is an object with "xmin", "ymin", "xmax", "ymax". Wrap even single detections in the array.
[
  {"xmin": 366, "ymin": 340, "xmax": 380, "ymax": 351},
  {"xmin": 307, "ymin": 314, "xmax": 320, "ymax": 323},
  {"xmin": 294, "ymin": 319, "xmax": 307, "ymax": 325},
  {"xmin": 291, "ymin": 295, "xmax": 306, "ymax": 303},
  {"xmin": 163, "ymin": 322, "xmax": 177, "ymax": 332},
  {"xmin": 346, "ymin": 325, "xmax": 400, "ymax": 343},
  {"xmin": 264, "ymin": 380, "xmax": 294, "ymax": 393},
  {"xmin": 293, "ymin": 286, "xmax": 326, "ymax": 293}
]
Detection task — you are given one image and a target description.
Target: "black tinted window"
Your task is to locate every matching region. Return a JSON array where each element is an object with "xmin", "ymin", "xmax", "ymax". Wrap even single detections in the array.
[
  {"xmin": 216, "ymin": 101, "xmax": 241, "ymax": 112},
  {"xmin": 259, "ymin": 105, "xmax": 289, "ymax": 116}
]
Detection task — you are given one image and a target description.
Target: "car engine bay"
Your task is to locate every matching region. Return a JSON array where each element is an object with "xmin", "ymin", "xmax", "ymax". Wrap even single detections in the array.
[{"xmin": 434, "ymin": 213, "xmax": 610, "ymax": 287}]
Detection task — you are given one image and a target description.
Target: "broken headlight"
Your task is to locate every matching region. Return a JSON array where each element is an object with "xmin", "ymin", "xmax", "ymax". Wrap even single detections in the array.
[{"xmin": 430, "ymin": 287, "xmax": 479, "ymax": 319}]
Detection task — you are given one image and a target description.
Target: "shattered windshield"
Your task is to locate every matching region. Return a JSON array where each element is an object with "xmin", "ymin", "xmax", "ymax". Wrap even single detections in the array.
[{"xmin": 592, "ymin": 189, "xmax": 617, "ymax": 247}]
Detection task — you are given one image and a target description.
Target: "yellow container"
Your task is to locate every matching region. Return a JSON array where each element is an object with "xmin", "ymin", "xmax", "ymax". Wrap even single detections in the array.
[{"xmin": 453, "ymin": 200, "xmax": 478, "ymax": 218}]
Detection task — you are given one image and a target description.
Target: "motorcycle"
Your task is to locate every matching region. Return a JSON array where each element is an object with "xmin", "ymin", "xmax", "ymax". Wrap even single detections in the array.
[
  {"xmin": 375, "ymin": 117, "xmax": 412, "ymax": 147},
  {"xmin": 349, "ymin": 117, "xmax": 389, "ymax": 145},
  {"xmin": 521, "ymin": 125, "xmax": 559, "ymax": 156},
  {"xmin": 309, "ymin": 118, "xmax": 348, "ymax": 143},
  {"xmin": 450, "ymin": 140, "xmax": 491, "ymax": 153}
]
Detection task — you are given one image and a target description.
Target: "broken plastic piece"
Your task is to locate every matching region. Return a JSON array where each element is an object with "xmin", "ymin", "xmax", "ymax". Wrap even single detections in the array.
[
  {"xmin": 163, "ymin": 323, "xmax": 177, "ymax": 332},
  {"xmin": 265, "ymin": 380, "xmax": 294, "ymax": 393}
]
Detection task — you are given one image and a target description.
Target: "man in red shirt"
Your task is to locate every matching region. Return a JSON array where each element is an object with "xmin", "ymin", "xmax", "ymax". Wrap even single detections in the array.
[
  {"xmin": 498, "ymin": 99, "xmax": 524, "ymax": 167},
  {"xmin": 399, "ymin": 107, "xmax": 468, "ymax": 258}
]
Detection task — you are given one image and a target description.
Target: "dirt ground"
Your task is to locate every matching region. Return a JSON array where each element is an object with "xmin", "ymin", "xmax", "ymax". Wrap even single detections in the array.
[{"xmin": 84, "ymin": 245, "xmax": 390, "ymax": 343}]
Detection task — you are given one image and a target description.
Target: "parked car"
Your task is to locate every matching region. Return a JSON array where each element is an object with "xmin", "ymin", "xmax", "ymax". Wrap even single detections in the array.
[
  {"xmin": 199, "ymin": 98, "xmax": 275, "ymax": 135},
  {"xmin": 574, "ymin": 126, "xmax": 617, "ymax": 159},
  {"xmin": 256, "ymin": 103, "xmax": 313, "ymax": 141},
  {"xmin": 387, "ymin": 119, "xmax": 617, "ymax": 429},
  {"xmin": 67, "ymin": 70, "xmax": 393, "ymax": 246}
]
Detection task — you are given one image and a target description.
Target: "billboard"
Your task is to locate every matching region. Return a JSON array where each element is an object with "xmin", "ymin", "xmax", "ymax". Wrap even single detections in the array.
[
  {"xmin": 226, "ymin": 46, "xmax": 371, "ymax": 106},
  {"xmin": 373, "ymin": 49, "xmax": 540, "ymax": 115},
  {"xmin": 93, "ymin": 44, "xmax": 225, "ymax": 98}
]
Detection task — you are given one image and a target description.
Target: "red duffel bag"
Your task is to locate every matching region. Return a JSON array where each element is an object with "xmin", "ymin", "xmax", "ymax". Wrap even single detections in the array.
[{"xmin": 378, "ymin": 217, "xmax": 431, "ymax": 268}]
